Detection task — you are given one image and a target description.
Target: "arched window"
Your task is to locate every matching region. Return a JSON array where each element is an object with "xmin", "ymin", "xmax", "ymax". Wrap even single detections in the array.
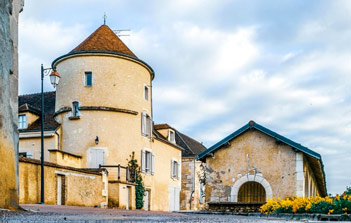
[{"xmin": 238, "ymin": 181, "xmax": 266, "ymax": 203}]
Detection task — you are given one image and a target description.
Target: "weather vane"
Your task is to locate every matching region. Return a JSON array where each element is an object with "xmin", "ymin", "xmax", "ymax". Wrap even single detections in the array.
[{"xmin": 103, "ymin": 12, "xmax": 107, "ymax": 25}]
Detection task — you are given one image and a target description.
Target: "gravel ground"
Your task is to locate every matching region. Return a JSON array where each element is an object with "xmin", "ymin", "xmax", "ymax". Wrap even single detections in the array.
[{"xmin": 0, "ymin": 204, "xmax": 306, "ymax": 223}]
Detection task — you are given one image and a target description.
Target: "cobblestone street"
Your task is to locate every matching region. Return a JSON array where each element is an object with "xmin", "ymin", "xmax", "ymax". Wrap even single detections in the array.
[{"xmin": 0, "ymin": 204, "xmax": 308, "ymax": 223}]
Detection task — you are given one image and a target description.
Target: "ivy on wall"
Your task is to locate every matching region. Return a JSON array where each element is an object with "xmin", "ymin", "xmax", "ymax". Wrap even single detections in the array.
[{"xmin": 127, "ymin": 152, "xmax": 145, "ymax": 209}]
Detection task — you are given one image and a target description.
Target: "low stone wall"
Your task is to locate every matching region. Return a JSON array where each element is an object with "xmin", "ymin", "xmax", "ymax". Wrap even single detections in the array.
[
  {"xmin": 207, "ymin": 202, "xmax": 264, "ymax": 213},
  {"xmin": 19, "ymin": 157, "xmax": 108, "ymax": 207}
]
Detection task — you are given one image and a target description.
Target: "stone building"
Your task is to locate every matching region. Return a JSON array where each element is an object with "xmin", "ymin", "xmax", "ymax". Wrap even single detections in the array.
[
  {"xmin": 153, "ymin": 124, "xmax": 207, "ymax": 211},
  {"xmin": 0, "ymin": 0, "xmax": 24, "ymax": 209},
  {"xmin": 18, "ymin": 24, "xmax": 185, "ymax": 211},
  {"xmin": 197, "ymin": 121, "xmax": 326, "ymax": 206}
]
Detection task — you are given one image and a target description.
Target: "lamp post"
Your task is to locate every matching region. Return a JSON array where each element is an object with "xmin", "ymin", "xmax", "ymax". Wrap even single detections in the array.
[{"xmin": 40, "ymin": 64, "xmax": 60, "ymax": 204}]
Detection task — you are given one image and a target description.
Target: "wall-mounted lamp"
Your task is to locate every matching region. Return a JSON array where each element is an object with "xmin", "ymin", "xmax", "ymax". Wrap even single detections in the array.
[{"xmin": 95, "ymin": 136, "xmax": 99, "ymax": 145}]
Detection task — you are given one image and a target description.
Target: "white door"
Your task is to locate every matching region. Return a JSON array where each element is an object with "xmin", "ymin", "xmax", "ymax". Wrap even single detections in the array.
[
  {"xmin": 144, "ymin": 190, "xmax": 149, "ymax": 211},
  {"xmin": 91, "ymin": 149, "xmax": 104, "ymax": 168},
  {"xmin": 169, "ymin": 186, "xmax": 180, "ymax": 212},
  {"xmin": 57, "ymin": 175, "xmax": 62, "ymax": 205},
  {"xmin": 126, "ymin": 187, "xmax": 130, "ymax": 210}
]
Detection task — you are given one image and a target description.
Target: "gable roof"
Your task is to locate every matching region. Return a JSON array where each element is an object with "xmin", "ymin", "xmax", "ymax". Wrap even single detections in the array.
[
  {"xmin": 71, "ymin": 25, "xmax": 137, "ymax": 58},
  {"xmin": 18, "ymin": 92, "xmax": 60, "ymax": 132},
  {"xmin": 197, "ymin": 120, "xmax": 327, "ymax": 196},
  {"xmin": 154, "ymin": 124, "xmax": 206, "ymax": 157}
]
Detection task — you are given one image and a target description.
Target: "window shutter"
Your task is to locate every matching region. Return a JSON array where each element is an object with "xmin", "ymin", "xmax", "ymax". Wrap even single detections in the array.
[
  {"xmin": 141, "ymin": 113, "xmax": 146, "ymax": 135},
  {"xmin": 177, "ymin": 162, "xmax": 180, "ymax": 180},
  {"xmin": 151, "ymin": 153, "xmax": 155, "ymax": 175},
  {"xmin": 141, "ymin": 150, "xmax": 145, "ymax": 173},
  {"xmin": 149, "ymin": 117, "xmax": 153, "ymax": 138},
  {"xmin": 171, "ymin": 160, "xmax": 174, "ymax": 178}
]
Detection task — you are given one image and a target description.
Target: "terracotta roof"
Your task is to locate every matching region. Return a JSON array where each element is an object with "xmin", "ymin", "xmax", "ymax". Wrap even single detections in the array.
[
  {"xmin": 18, "ymin": 92, "xmax": 60, "ymax": 132},
  {"xmin": 70, "ymin": 25, "xmax": 137, "ymax": 58}
]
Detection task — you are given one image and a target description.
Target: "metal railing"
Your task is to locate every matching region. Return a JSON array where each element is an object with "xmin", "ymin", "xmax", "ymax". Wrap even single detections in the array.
[{"xmin": 99, "ymin": 164, "xmax": 136, "ymax": 182}]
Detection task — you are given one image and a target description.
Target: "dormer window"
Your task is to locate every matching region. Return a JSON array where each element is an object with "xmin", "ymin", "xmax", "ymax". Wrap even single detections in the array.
[
  {"xmin": 18, "ymin": 114, "xmax": 27, "ymax": 129},
  {"xmin": 72, "ymin": 101, "xmax": 79, "ymax": 117},
  {"xmin": 169, "ymin": 130, "xmax": 175, "ymax": 144},
  {"xmin": 85, "ymin": 72, "xmax": 92, "ymax": 87},
  {"xmin": 144, "ymin": 85, "xmax": 149, "ymax": 101}
]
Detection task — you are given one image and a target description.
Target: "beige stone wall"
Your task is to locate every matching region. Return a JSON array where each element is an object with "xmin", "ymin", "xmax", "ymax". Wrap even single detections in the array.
[
  {"xmin": 143, "ymin": 139, "xmax": 182, "ymax": 211},
  {"xmin": 108, "ymin": 182, "xmax": 136, "ymax": 210},
  {"xmin": 52, "ymin": 53, "xmax": 181, "ymax": 211},
  {"xmin": 0, "ymin": 0, "xmax": 23, "ymax": 209},
  {"xmin": 180, "ymin": 157, "xmax": 205, "ymax": 210},
  {"xmin": 19, "ymin": 160, "xmax": 106, "ymax": 207},
  {"xmin": 19, "ymin": 135, "xmax": 58, "ymax": 161},
  {"xmin": 49, "ymin": 150, "xmax": 82, "ymax": 168},
  {"xmin": 205, "ymin": 130, "xmax": 297, "ymax": 202}
]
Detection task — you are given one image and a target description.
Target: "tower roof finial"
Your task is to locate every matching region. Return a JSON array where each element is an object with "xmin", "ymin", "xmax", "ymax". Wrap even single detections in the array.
[{"xmin": 103, "ymin": 12, "xmax": 107, "ymax": 25}]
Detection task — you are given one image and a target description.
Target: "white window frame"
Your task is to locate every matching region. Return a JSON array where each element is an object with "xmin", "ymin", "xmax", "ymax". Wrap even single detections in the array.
[
  {"xmin": 18, "ymin": 114, "xmax": 27, "ymax": 129},
  {"xmin": 141, "ymin": 148, "xmax": 154, "ymax": 175},
  {"xmin": 144, "ymin": 84, "xmax": 149, "ymax": 101},
  {"xmin": 171, "ymin": 158, "xmax": 180, "ymax": 180},
  {"xmin": 141, "ymin": 112, "xmax": 152, "ymax": 138},
  {"xmin": 85, "ymin": 71, "xmax": 93, "ymax": 87},
  {"xmin": 168, "ymin": 129, "xmax": 175, "ymax": 143}
]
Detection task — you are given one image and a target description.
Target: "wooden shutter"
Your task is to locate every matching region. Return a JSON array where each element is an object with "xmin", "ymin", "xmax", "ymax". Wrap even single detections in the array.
[
  {"xmin": 171, "ymin": 160, "xmax": 174, "ymax": 178},
  {"xmin": 141, "ymin": 113, "xmax": 146, "ymax": 135},
  {"xmin": 176, "ymin": 162, "xmax": 180, "ymax": 180},
  {"xmin": 141, "ymin": 150, "xmax": 145, "ymax": 173},
  {"xmin": 151, "ymin": 153, "xmax": 155, "ymax": 175}
]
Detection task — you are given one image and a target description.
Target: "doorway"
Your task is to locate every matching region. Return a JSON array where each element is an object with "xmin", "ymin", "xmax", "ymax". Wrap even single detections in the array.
[
  {"xmin": 169, "ymin": 186, "xmax": 180, "ymax": 212},
  {"xmin": 57, "ymin": 175, "xmax": 66, "ymax": 205},
  {"xmin": 144, "ymin": 189, "xmax": 150, "ymax": 211}
]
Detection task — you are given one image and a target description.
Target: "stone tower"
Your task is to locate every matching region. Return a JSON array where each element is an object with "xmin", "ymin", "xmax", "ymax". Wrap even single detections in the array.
[
  {"xmin": 0, "ymin": 0, "xmax": 24, "ymax": 209},
  {"xmin": 52, "ymin": 25, "xmax": 155, "ymax": 168}
]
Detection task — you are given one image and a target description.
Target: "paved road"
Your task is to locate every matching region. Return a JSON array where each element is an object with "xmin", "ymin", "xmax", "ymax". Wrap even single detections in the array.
[{"xmin": 0, "ymin": 204, "xmax": 307, "ymax": 222}]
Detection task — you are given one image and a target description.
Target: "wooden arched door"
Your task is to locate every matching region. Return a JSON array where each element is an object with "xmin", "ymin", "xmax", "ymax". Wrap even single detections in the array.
[{"xmin": 238, "ymin": 181, "xmax": 266, "ymax": 203}]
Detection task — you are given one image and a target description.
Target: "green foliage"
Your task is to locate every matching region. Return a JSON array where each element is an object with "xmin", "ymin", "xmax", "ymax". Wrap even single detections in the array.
[
  {"xmin": 127, "ymin": 152, "xmax": 145, "ymax": 209},
  {"xmin": 308, "ymin": 201, "xmax": 334, "ymax": 214},
  {"xmin": 345, "ymin": 186, "xmax": 351, "ymax": 196}
]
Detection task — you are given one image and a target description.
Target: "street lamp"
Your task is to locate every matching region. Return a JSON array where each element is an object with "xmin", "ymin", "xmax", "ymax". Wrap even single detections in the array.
[{"xmin": 40, "ymin": 64, "xmax": 60, "ymax": 204}]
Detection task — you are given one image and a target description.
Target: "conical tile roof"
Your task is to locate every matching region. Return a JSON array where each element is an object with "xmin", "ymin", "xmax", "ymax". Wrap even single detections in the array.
[{"xmin": 70, "ymin": 25, "xmax": 137, "ymax": 58}]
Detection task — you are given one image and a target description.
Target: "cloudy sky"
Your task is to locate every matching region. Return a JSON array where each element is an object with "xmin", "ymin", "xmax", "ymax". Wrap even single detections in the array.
[{"xmin": 19, "ymin": 0, "xmax": 350, "ymax": 194}]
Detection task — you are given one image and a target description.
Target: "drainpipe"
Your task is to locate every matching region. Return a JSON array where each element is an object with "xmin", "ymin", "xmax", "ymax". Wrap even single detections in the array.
[{"xmin": 190, "ymin": 157, "xmax": 196, "ymax": 209}]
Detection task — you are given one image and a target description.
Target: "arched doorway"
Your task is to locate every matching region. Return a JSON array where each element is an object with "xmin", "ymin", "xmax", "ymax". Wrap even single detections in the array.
[
  {"xmin": 238, "ymin": 181, "xmax": 266, "ymax": 203},
  {"xmin": 230, "ymin": 174, "xmax": 272, "ymax": 202}
]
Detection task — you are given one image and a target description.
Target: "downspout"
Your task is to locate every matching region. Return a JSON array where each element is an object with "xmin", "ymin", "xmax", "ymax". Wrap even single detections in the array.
[
  {"xmin": 190, "ymin": 157, "xmax": 196, "ymax": 209},
  {"xmin": 55, "ymin": 130, "xmax": 60, "ymax": 150}
]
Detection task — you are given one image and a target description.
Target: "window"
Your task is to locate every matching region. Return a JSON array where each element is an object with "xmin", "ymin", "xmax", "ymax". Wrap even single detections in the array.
[
  {"xmin": 171, "ymin": 159, "xmax": 179, "ymax": 179},
  {"xmin": 72, "ymin": 101, "xmax": 79, "ymax": 117},
  {"xmin": 18, "ymin": 114, "xmax": 27, "ymax": 129},
  {"xmin": 141, "ymin": 149, "xmax": 154, "ymax": 174},
  {"xmin": 141, "ymin": 112, "xmax": 152, "ymax": 137},
  {"xmin": 19, "ymin": 152, "xmax": 33, "ymax": 158},
  {"xmin": 85, "ymin": 72, "xmax": 92, "ymax": 86},
  {"xmin": 169, "ymin": 130, "xmax": 175, "ymax": 143},
  {"xmin": 144, "ymin": 85, "xmax": 149, "ymax": 101}
]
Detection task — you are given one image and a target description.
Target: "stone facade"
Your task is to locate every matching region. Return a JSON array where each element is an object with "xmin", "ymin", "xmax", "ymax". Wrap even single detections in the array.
[
  {"xmin": 202, "ymin": 128, "xmax": 323, "ymax": 203},
  {"xmin": 0, "ymin": 0, "xmax": 23, "ymax": 209},
  {"xmin": 180, "ymin": 157, "xmax": 205, "ymax": 210},
  {"xmin": 19, "ymin": 157, "xmax": 107, "ymax": 207}
]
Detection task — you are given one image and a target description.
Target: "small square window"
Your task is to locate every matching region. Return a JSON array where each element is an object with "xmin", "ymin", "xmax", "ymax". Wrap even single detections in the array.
[{"xmin": 85, "ymin": 72, "xmax": 92, "ymax": 86}]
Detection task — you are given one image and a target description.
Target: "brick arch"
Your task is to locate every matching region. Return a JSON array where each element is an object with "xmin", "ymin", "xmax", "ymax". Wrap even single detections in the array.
[{"xmin": 231, "ymin": 174, "xmax": 273, "ymax": 202}]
